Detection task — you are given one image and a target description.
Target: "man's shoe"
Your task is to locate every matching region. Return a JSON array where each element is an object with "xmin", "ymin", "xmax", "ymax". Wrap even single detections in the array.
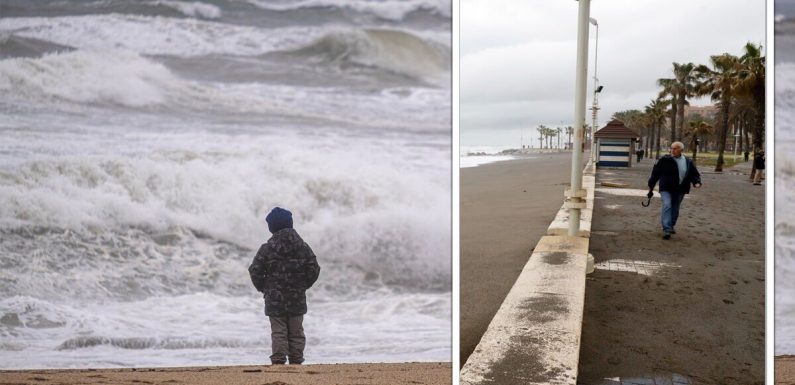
[
  {"xmin": 662, "ymin": 232, "xmax": 671, "ymax": 240},
  {"xmin": 670, "ymin": 229, "xmax": 676, "ymax": 234}
]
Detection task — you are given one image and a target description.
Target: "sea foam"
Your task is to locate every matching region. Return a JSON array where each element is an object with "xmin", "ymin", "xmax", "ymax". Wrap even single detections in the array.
[{"xmin": 245, "ymin": 0, "xmax": 450, "ymax": 21}]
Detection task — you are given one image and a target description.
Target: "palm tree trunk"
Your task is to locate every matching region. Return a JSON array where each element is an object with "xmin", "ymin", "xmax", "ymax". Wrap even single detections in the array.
[
  {"xmin": 753, "ymin": 108, "xmax": 764, "ymax": 153},
  {"xmin": 669, "ymin": 97, "xmax": 677, "ymax": 145},
  {"xmin": 655, "ymin": 122, "xmax": 662, "ymax": 159},
  {"xmin": 715, "ymin": 98, "xmax": 731, "ymax": 172},
  {"xmin": 692, "ymin": 135, "xmax": 698, "ymax": 161},
  {"xmin": 677, "ymin": 91, "xmax": 686, "ymax": 142},
  {"xmin": 738, "ymin": 119, "xmax": 744, "ymax": 156}
]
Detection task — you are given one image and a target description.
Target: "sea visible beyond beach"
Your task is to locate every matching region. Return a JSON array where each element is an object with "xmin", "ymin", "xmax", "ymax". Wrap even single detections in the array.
[
  {"xmin": 0, "ymin": 0, "xmax": 451, "ymax": 369},
  {"xmin": 777, "ymin": 5, "xmax": 795, "ymax": 378}
]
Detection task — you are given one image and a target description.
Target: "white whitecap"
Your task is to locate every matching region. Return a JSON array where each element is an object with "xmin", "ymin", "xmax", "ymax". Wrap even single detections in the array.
[
  {"xmin": 150, "ymin": 1, "xmax": 222, "ymax": 19},
  {"xmin": 245, "ymin": 0, "xmax": 450, "ymax": 21},
  {"xmin": 0, "ymin": 14, "xmax": 319, "ymax": 57}
]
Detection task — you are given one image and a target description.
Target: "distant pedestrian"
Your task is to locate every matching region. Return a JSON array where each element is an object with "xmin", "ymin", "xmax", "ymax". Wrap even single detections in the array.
[
  {"xmin": 753, "ymin": 150, "xmax": 765, "ymax": 185},
  {"xmin": 249, "ymin": 207, "xmax": 321, "ymax": 365},
  {"xmin": 647, "ymin": 142, "xmax": 702, "ymax": 240},
  {"xmin": 744, "ymin": 150, "xmax": 750, "ymax": 162},
  {"xmin": 636, "ymin": 148, "xmax": 643, "ymax": 162}
]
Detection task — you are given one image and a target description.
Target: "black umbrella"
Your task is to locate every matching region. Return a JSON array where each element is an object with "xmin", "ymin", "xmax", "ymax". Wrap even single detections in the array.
[{"xmin": 642, "ymin": 191, "xmax": 653, "ymax": 207}]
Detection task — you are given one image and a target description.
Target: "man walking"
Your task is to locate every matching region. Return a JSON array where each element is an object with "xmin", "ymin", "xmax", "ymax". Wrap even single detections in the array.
[
  {"xmin": 647, "ymin": 142, "xmax": 702, "ymax": 239},
  {"xmin": 752, "ymin": 150, "xmax": 765, "ymax": 185}
]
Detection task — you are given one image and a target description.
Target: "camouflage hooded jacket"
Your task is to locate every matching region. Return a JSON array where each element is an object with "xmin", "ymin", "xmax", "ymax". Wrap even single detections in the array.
[{"xmin": 248, "ymin": 228, "xmax": 320, "ymax": 317}]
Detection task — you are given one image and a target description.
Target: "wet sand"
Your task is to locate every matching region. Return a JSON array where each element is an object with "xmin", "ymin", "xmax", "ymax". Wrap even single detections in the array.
[
  {"xmin": 0, "ymin": 362, "xmax": 451, "ymax": 385},
  {"xmin": 459, "ymin": 151, "xmax": 577, "ymax": 365}
]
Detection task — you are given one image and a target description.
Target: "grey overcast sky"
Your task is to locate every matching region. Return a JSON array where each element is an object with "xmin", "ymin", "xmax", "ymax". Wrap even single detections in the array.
[{"xmin": 461, "ymin": 0, "xmax": 766, "ymax": 147}]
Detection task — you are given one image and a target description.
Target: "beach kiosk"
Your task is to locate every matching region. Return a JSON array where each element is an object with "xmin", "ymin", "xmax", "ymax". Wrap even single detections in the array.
[{"xmin": 594, "ymin": 119, "xmax": 639, "ymax": 167}]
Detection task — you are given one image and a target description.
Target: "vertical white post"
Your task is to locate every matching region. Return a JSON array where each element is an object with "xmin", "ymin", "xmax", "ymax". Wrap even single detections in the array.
[
  {"xmin": 568, "ymin": 0, "xmax": 590, "ymax": 236},
  {"xmin": 734, "ymin": 127, "xmax": 740, "ymax": 163},
  {"xmin": 590, "ymin": 18, "xmax": 599, "ymax": 162}
]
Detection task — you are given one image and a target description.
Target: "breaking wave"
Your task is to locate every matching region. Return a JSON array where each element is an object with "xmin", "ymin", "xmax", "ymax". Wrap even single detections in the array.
[
  {"xmin": 0, "ymin": 33, "xmax": 74, "ymax": 59},
  {"xmin": 0, "ymin": 49, "xmax": 449, "ymax": 130},
  {"xmin": 0, "ymin": 133, "xmax": 450, "ymax": 300},
  {"xmin": 0, "ymin": 50, "xmax": 175, "ymax": 107},
  {"xmin": 777, "ymin": 64, "xmax": 795, "ymax": 141},
  {"xmin": 0, "ymin": 14, "xmax": 315, "ymax": 57},
  {"xmin": 149, "ymin": 0, "xmax": 222, "ymax": 19},
  {"xmin": 282, "ymin": 28, "xmax": 450, "ymax": 82}
]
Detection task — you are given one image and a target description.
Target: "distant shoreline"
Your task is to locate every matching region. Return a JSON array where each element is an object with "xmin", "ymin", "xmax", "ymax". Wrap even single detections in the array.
[
  {"xmin": 460, "ymin": 148, "xmax": 570, "ymax": 168},
  {"xmin": 463, "ymin": 148, "xmax": 570, "ymax": 156}
]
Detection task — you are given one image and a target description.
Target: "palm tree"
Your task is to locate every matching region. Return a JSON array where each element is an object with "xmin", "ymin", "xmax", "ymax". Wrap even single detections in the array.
[
  {"xmin": 686, "ymin": 119, "xmax": 714, "ymax": 162},
  {"xmin": 645, "ymin": 98, "xmax": 669, "ymax": 159},
  {"xmin": 657, "ymin": 77, "xmax": 678, "ymax": 144},
  {"xmin": 642, "ymin": 112, "xmax": 655, "ymax": 153},
  {"xmin": 673, "ymin": 62, "xmax": 698, "ymax": 142},
  {"xmin": 735, "ymin": 42, "xmax": 765, "ymax": 152},
  {"xmin": 556, "ymin": 127, "xmax": 562, "ymax": 149},
  {"xmin": 546, "ymin": 127, "xmax": 556, "ymax": 149},
  {"xmin": 696, "ymin": 53, "xmax": 741, "ymax": 172},
  {"xmin": 730, "ymin": 97, "xmax": 755, "ymax": 160},
  {"xmin": 565, "ymin": 126, "xmax": 573, "ymax": 149},
  {"xmin": 537, "ymin": 125, "xmax": 546, "ymax": 149},
  {"xmin": 612, "ymin": 109, "xmax": 645, "ymax": 148}
]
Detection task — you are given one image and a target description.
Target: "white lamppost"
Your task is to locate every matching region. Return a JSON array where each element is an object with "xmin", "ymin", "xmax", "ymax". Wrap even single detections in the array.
[
  {"xmin": 589, "ymin": 17, "xmax": 600, "ymax": 162},
  {"xmin": 567, "ymin": 0, "xmax": 591, "ymax": 236}
]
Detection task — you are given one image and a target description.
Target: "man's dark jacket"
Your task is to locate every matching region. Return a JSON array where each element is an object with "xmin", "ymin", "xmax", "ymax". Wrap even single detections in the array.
[
  {"xmin": 753, "ymin": 153, "xmax": 765, "ymax": 170},
  {"xmin": 248, "ymin": 228, "xmax": 320, "ymax": 317},
  {"xmin": 648, "ymin": 154, "xmax": 701, "ymax": 194}
]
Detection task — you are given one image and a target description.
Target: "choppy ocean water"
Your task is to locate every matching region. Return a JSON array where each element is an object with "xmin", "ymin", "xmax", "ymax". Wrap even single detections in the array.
[
  {"xmin": 777, "ymin": 6, "xmax": 795, "ymax": 355},
  {"xmin": 460, "ymin": 145, "xmax": 529, "ymax": 168},
  {"xmin": 0, "ymin": 0, "xmax": 451, "ymax": 368}
]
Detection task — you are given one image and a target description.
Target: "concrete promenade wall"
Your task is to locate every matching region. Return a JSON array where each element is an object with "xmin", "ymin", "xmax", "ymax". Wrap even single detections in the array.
[
  {"xmin": 547, "ymin": 160, "xmax": 596, "ymax": 237},
  {"xmin": 460, "ymin": 160, "xmax": 596, "ymax": 385}
]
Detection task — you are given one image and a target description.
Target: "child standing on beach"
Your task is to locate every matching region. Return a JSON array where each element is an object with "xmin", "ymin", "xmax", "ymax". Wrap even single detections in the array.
[{"xmin": 249, "ymin": 207, "xmax": 321, "ymax": 365}]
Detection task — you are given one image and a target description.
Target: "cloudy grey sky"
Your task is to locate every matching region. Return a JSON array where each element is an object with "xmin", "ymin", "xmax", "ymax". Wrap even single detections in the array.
[{"xmin": 461, "ymin": 0, "xmax": 766, "ymax": 147}]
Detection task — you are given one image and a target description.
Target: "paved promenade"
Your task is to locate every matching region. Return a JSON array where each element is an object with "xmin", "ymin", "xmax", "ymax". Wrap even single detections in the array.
[{"xmin": 576, "ymin": 157, "xmax": 765, "ymax": 385}]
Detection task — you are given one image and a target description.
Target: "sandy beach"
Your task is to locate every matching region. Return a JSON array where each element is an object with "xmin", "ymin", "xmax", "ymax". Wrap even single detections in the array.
[
  {"xmin": 777, "ymin": 356, "xmax": 795, "ymax": 384},
  {"xmin": 459, "ymin": 151, "xmax": 579, "ymax": 365},
  {"xmin": 0, "ymin": 362, "xmax": 451, "ymax": 385},
  {"xmin": 577, "ymin": 160, "xmax": 764, "ymax": 384}
]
